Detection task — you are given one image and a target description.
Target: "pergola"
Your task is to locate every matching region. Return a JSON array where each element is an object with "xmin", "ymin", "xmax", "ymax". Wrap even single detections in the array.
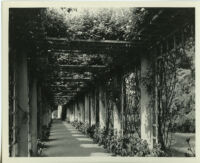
[{"xmin": 8, "ymin": 8, "xmax": 194, "ymax": 156}]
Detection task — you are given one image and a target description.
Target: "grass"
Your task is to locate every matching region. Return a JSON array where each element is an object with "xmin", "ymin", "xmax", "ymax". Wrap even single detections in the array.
[{"xmin": 169, "ymin": 132, "xmax": 195, "ymax": 157}]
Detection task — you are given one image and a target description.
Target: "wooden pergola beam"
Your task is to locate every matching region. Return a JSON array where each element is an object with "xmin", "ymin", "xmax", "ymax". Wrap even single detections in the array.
[
  {"xmin": 58, "ymin": 64, "xmax": 106, "ymax": 69},
  {"xmin": 51, "ymin": 78, "xmax": 91, "ymax": 82},
  {"xmin": 45, "ymin": 37, "xmax": 143, "ymax": 53},
  {"xmin": 50, "ymin": 65, "xmax": 106, "ymax": 73},
  {"xmin": 46, "ymin": 37, "xmax": 134, "ymax": 45},
  {"xmin": 54, "ymin": 95, "xmax": 74, "ymax": 97},
  {"xmin": 50, "ymin": 77, "xmax": 91, "ymax": 82}
]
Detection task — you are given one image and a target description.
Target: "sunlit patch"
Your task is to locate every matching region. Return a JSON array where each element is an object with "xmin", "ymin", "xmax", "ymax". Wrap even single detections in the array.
[
  {"xmin": 76, "ymin": 138, "xmax": 93, "ymax": 141},
  {"xmin": 72, "ymin": 134, "xmax": 86, "ymax": 137},
  {"xmin": 66, "ymin": 129, "xmax": 77, "ymax": 131},
  {"xmin": 90, "ymin": 152, "xmax": 112, "ymax": 156},
  {"xmin": 70, "ymin": 131, "xmax": 80, "ymax": 134},
  {"xmin": 80, "ymin": 144, "xmax": 101, "ymax": 148}
]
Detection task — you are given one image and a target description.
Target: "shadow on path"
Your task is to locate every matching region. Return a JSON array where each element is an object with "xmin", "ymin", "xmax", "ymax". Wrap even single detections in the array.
[{"xmin": 42, "ymin": 119, "xmax": 112, "ymax": 157}]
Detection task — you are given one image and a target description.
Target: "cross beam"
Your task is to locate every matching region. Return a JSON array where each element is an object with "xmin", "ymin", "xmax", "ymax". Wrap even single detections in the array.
[
  {"xmin": 46, "ymin": 37, "xmax": 134, "ymax": 45},
  {"xmin": 57, "ymin": 64, "xmax": 106, "ymax": 70},
  {"xmin": 54, "ymin": 95, "xmax": 74, "ymax": 97},
  {"xmin": 50, "ymin": 77, "xmax": 91, "ymax": 82},
  {"xmin": 45, "ymin": 37, "xmax": 141, "ymax": 53}
]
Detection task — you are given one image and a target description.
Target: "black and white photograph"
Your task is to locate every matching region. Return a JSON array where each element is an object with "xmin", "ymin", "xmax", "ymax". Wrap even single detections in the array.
[{"xmin": 2, "ymin": 2, "xmax": 198, "ymax": 161}]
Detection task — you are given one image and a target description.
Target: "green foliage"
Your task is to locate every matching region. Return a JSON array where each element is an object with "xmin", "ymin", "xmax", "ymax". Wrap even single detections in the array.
[
  {"xmin": 185, "ymin": 138, "xmax": 195, "ymax": 157},
  {"xmin": 37, "ymin": 139, "xmax": 45, "ymax": 156},
  {"xmin": 71, "ymin": 120, "xmax": 166, "ymax": 157},
  {"xmin": 172, "ymin": 37, "xmax": 195, "ymax": 133},
  {"xmin": 9, "ymin": 8, "xmax": 46, "ymax": 49},
  {"xmin": 44, "ymin": 7, "xmax": 162, "ymax": 41},
  {"xmin": 71, "ymin": 120, "xmax": 91, "ymax": 134},
  {"xmin": 44, "ymin": 8, "xmax": 135, "ymax": 40},
  {"xmin": 124, "ymin": 70, "xmax": 141, "ymax": 137},
  {"xmin": 93, "ymin": 126, "xmax": 166, "ymax": 156},
  {"xmin": 155, "ymin": 35, "xmax": 195, "ymax": 148}
]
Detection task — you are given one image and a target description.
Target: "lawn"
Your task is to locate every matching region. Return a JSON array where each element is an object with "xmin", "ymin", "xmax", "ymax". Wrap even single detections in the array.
[{"xmin": 169, "ymin": 132, "xmax": 195, "ymax": 157}]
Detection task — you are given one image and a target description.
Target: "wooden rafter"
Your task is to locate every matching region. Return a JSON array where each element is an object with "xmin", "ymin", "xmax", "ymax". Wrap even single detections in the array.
[
  {"xmin": 46, "ymin": 37, "xmax": 135, "ymax": 45},
  {"xmin": 44, "ymin": 37, "xmax": 143, "ymax": 53},
  {"xmin": 50, "ymin": 77, "xmax": 91, "ymax": 82},
  {"xmin": 58, "ymin": 64, "xmax": 106, "ymax": 69}
]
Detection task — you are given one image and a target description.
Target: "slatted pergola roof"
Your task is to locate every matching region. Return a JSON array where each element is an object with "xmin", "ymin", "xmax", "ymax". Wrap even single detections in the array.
[
  {"xmin": 43, "ymin": 37, "xmax": 138, "ymax": 104},
  {"xmin": 35, "ymin": 8, "xmax": 194, "ymax": 105}
]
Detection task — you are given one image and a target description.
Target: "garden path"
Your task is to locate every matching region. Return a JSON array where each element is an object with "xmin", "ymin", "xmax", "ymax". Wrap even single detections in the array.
[{"xmin": 42, "ymin": 119, "xmax": 112, "ymax": 157}]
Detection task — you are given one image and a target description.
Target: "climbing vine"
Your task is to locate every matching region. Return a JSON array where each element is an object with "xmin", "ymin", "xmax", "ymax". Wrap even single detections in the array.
[{"xmin": 140, "ymin": 24, "xmax": 195, "ymax": 150}]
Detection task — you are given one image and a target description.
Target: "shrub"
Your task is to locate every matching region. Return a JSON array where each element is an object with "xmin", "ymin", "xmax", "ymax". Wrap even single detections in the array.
[
  {"xmin": 86, "ymin": 124, "xmax": 96, "ymax": 138},
  {"xmin": 71, "ymin": 121, "xmax": 166, "ymax": 156}
]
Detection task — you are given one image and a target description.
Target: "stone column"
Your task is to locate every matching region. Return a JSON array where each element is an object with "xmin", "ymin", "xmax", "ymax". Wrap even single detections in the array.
[
  {"xmin": 68, "ymin": 107, "xmax": 71, "ymax": 122},
  {"xmin": 15, "ymin": 52, "xmax": 29, "ymax": 156},
  {"xmin": 29, "ymin": 79, "xmax": 37, "ymax": 156},
  {"xmin": 57, "ymin": 105, "xmax": 62, "ymax": 119},
  {"xmin": 74, "ymin": 101, "xmax": 78, "ymax": 121},
  {"xmin": 90, "ymin": 91, "xmax": 96, "ymax": 125},
  {"xmin": 47, "ymin": 109, "xmax": 51, "ymax": 125},
  {"xmin": 66, "ymin": 107, "xmax": 70, "ymax": 122},
  {"xmin": 99, "ymin": 86, "xmax": 106, "ymax": 129},
  {"xmin": 42, "ymin": 103, "xmax": 47, "ymax": 126},
  {"xmin": 140, "ymin": 56, "xmax": 153, "ymax": 149},
  {"xmin": 84, "ymin": 94, "xmax": 89, "ymax": 123},
  {"xmin": 80, "ymin": 98, "xmax": 85, "ymax": 122},
  {"xmin": 77, "ymin": 100, "xmax": 81, "ymax": 122},
  {"xmin": 71, "ymin": 105, "xmax": 75, "ymax": 122},
  {"xmin": 113, "ymin": 75, "xmax": 122, "ymax": 136},
  {"xmin": 37, "ymin": 86, "xmax": 43, "ymax": 141},
  {"xmin": 69, "ymin": 106, "xmax": 72, "ymax": 122},
  {"xmin": 95, "ymin": 89, "xmax": 99, "ymax": 124}
]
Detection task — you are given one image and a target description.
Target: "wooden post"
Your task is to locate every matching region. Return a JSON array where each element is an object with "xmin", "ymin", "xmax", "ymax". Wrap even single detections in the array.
[
  {"xmin": 140, "ymin": 56, "xmax": 153, "ymax": 149},
  {"xmin": 15, "ymin": 52, "xmax": 29, "ymax": 156},
  {"xmin": 29, "ymin": 79, "xmax": 38, "ymax": 156}
]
